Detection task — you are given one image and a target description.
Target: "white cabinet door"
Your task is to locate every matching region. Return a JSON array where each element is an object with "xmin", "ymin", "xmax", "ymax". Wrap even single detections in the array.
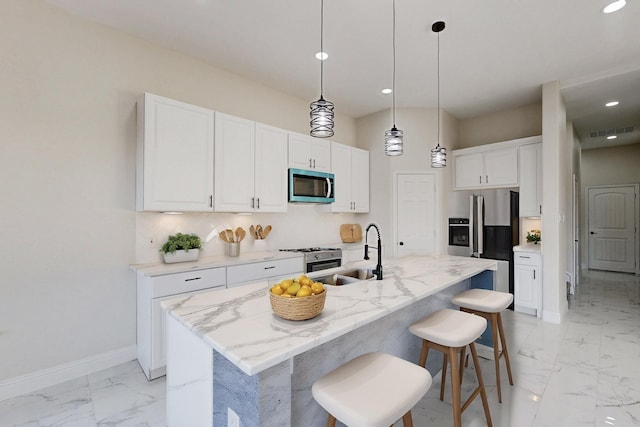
[
  {"xmin": 454, "ymin": 153, "xmax": 483, "ymax": 189},
  {"xmin": 514, "ymin": 264, "xmax": 537, "ymax": 309},
  {"xmin": 287, "ymin": 132, "xmax": 331, "ymax": 172},
  {"xmin": 519, "ymin": 143, "xmax": 542, "ymax": 217},
  {"xmin": 137, "ymin": 93, "xmax": 214, "ymax": 212},
  {"xmin": 255, "ymin": 124, "xmax": 288, "ymax": 212},
  {"xmin": 484, "ymin": 148, "xmax": 518, "ymax": 187},
  {"xmin": 351, "ymin": 147, "xmax": 370, "ymax": 212},
  {"xmin": 214, "ymin": 113, "xmax": 255, "ymax": 212},
  {"xmin": 330, "ymin": 143, "xmax": 352, "ymax": 211}
]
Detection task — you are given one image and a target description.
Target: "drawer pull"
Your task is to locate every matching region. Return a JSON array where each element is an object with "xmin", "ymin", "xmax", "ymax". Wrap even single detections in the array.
[
  {"xmin": 184, "ymin": 277, "xmax": 202, "ymax": 282},
  {"xmin": 519, "ymin": 256, "xmax": 530, "ymax": 259},
  {"xmin": 264, "ymin": 266, "xmax": 276, "ymax": 270}
]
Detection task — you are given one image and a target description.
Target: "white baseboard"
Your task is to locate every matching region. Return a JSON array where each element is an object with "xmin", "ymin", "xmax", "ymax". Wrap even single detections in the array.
[
  {"xmin": 0, "ymin": 345, "xmax": 137, "ymax": 402},
  {"xmin": 542, "ymin": 309, "xmax": 562, "ymax": 324}
]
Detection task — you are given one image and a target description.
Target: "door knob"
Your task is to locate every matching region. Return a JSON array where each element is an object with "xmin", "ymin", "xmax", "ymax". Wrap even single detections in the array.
[
  {"xmin": 399, "ymin": 241, "xmax": 404, "ymax": 246},
  {"xmin": 590, "ymin": 231, "xmax": 597, "ymax": 234}
]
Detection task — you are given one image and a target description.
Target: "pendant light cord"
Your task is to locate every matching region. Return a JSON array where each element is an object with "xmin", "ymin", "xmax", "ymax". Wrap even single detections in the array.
[
  {"xmin": 392, "ymin": 0, "xmax": 397, "ymax": 127},
  {"xmin": 436, "ymin": 28, "xmax": 440, "ymax": 147},
  {"xmin": 320, "ymin": 0, "xmax": 325, "ymax": 97}
]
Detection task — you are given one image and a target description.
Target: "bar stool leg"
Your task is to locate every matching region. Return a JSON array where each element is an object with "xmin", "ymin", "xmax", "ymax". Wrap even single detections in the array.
[
  {"xmin": 490, "ymin": 313, "xmax": 503, "ymax": 403},
  {"xmin": 327, "ymin": 414, "xmax": 336, "ymax": 427},
  {"xmin": 418, "ymin": 340, "xmax": 430, "ymax": 368},
  {"xmin": 470, "ymin": 342, "xmax": 493, "ymax": 427},
  {"xmin": 402, "ymin": 410, "xmax": 413, "ymax": 427},
  {"xmin": 459, "ymin": 346, "xmax": 466, "ymax": 385},
  {"xmin": 448, "ymin": 347, "xmax": 462, "ymax": 427},
  {"xmin": 440, "ymin": 352, "xmax": 448, "ymax": 401},
  {"xmin": 497, "ymin": 312, "xmax": 514, "ymax": 386}
]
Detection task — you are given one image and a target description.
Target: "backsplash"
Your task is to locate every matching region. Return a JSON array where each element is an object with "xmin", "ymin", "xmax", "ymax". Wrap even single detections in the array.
[
  {"xmin": 520, "ymin": 217, "xmax": 542, "ymax": 245},
  {"xmin": 135, "ymin": 204, "xmax": 364, "ymax": 264}
]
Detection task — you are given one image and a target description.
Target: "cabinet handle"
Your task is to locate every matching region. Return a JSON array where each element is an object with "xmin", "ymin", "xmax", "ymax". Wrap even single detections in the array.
[
  {"xmin": 539, "ymin": 205, "xmax": 542, "ymax": 215},
  {"xmin": 486, "ymin": 175, "xmax": 489, "ymax": 183},
  {"xmin": 184, "ymin": 277, "xmax": 202, "ymax": 282},
  {"xmin": 209, "ymin": 195, "xmax": 213, "ymax": 208},
  {"xmin": 533, "ymin": 270, "xmax": 536, "ymax": 280},
  {"xmin": 519, "ymin": 255, "xmax": 530, "ymax": 258},
  {"xmin": 256, "ymin": 197, "xmax": 260, "ymax": 209},
  {"xmin": 479, "ymin": 176, "xmax": 482, "ymax": 184},
  {"xmin": 264, "ymin": 265, "xmax": 276, "ymax": 270},
  {"xmin": 313, "ymin": 159, "xmax": 316, "ymax": 168},
  {"xmin": 251, "ymin": 197, "xmax": 255, "ymax": 209},
  {"xmin": 309, "ymin": 158, "xmax": 313, "ymax": 168}
]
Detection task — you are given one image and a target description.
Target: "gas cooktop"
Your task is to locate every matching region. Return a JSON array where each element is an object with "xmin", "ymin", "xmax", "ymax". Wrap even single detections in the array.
[{"xmin": 279, "ymin": 247, "xmax": 341, "ymax": 253}]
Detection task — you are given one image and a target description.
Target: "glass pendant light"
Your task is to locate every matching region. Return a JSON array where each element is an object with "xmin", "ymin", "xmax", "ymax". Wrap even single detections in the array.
[
  {"xmin": 384, "ymin": 0, "xmax": 403, "ymax": 156},
  {"xmin": 310, "ymin": 0, "xmax": 334, "ymax": 138},
  {"xmin": 430, "ymin": 21, "xmax": 446, "ymax": 168}
]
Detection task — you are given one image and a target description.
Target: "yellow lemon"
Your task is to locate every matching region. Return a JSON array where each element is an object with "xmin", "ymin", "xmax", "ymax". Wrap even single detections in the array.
[
  {"xmin": 300, "ymin": 277, "xmax": 312, "ymax": 287},
  {"xmin": 296, "ymin": 286, "xmax": 312, "ymax": 298},
  {"xmin": 311, "ymin": 282, "xmax": 325, "ymax": 294},
  {"xmin": 279, "ymin": 279, "xmax": 293, "ymax": 291},
  {"xmin": 270, "ymin": 285, "xmax": 284, "ymax": 295},
  {"xmin": 297, "ymin": 274, "xmax": 308, "ymax": 283},
  {"xmin": 280, "ymin": 293, "xmax": 293, "ymax": 298},
  {"xmin": 286, "ymin": 283, "xmax": 301, "ymax": 296}
]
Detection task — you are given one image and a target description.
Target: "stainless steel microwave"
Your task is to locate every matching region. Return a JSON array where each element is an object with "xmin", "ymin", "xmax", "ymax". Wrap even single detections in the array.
[{"xmin": 288, "ymin": 168, "xmax": 335, "ymax": 203}]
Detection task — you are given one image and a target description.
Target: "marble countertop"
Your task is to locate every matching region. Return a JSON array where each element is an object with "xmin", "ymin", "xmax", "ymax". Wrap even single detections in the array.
[
  {"xmin": 130, "ymin": 250, "xmax": 304, "ymax": 277},
  {"xmin": 514, "ymin": 244, "xmax": 542, "ymax": 254},
  {"xmin": 162, "ymin": 255, "xmax": 497, "ymax": 376}
]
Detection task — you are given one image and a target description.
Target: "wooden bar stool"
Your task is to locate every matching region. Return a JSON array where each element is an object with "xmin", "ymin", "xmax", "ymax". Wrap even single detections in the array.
[
  {"xmin": 452, "ymin": 289, "xmax": 514, "ymax": 403},
  {"xmin": 409, "ymin": 309, "xmax": 492, "ymax": 427},
  {"xmin": 312, "ymin": 352, "xmax": 432, "ymax": 427}
]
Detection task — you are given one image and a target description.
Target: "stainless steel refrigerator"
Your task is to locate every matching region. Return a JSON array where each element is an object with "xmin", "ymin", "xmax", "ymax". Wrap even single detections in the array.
[{"xmin": 470, "ymin": 190, "xmax": 519, "ymax": 299}]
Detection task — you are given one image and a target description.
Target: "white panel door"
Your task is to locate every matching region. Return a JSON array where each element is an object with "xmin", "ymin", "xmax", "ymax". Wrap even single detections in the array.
[
  {"xmin": 454, "ymin": 153, "xmax": 483, "ymax": 188},
  {"xmin": 255, "ymin": 123, "xmax": 288, "ymax": 212},
  {"xmin": 484, "ymin": 148, "xmax": 518, "ymax": 187},
  {"xmin": 588, "ymin": 186, "xmax": 636, "ymax": 273},
  {"xmin": 396, "ymin": 173, "xmax": 437, "ymax": 257}
]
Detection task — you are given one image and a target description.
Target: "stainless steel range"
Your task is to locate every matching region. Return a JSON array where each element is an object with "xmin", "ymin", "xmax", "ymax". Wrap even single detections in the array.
[{"xmin": 279, "ymin": 247, "xmax": 342, "ymax": 273}]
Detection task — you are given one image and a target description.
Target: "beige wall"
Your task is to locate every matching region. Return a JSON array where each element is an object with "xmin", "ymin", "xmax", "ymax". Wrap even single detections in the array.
[
  {"xmin": 356, "ymin": 108, "xmax": 457, "ymax": 256},
  {"xmin": 457, "ymin": 102, "xmax": 542, "ymax": 149},
  {"xmin": 579, "ymin": 143, "xmax": 640, "ymax": 268},
  {"xmin": 0, "ymin": 0, "xmax": 356, "ymax": 384}
]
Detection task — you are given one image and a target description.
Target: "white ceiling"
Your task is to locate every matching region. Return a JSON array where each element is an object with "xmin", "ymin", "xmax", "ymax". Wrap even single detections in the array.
[{"xmin": 45, "ymin": 0, "xmax": 640, "ymax": 149}]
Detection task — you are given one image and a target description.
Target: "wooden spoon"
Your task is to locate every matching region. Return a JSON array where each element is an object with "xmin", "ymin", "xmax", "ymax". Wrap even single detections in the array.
[
  {"xmin": 256, "ymin": 225, "xmax": 263, "ymax": 239},
  {"xmin": 250, "ymin": 225, "xmax": 256, "ymax": 240},
  {"xmin": 225, "ymin": 229, "xmax": 235, "ymax": 243},
  {"xmin": 235, "ymin": 227, "xmax": 246, "ymax": 242},
  {"xmin": 219, "ymin": 231, "xmax": 229, "ymax": 243},
  {"xmin": 262, "ymin": 225, "xmax": 272, "ymax": 239}
]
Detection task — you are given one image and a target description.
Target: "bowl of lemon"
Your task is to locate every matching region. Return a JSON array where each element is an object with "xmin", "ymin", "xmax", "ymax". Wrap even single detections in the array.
[{"xmin": 269, "ymin": 275, "xmax": 326, "ymax": 320}]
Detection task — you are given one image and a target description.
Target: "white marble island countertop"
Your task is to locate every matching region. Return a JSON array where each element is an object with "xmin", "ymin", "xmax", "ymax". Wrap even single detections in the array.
[{"xmin": 163, "ymin": 255, "xmax": 497, "ymax": 376}]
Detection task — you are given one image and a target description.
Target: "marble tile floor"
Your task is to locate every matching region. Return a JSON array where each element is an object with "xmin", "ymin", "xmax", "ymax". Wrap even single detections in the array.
[{"xmin": 1, "ymin": 269, "xmax": 638, "ymax": 427}]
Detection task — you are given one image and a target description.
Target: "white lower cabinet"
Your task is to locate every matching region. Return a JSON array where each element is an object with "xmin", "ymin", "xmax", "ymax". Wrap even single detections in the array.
[
  {"xmin": 226, "ymin": 257, "xmax": 304, "ymax": 288},
  {"xmin": 514, "ymin": 251, "xmax": 542, "ymax": 317},
  {"xmin": 136, "ymin": 268, "xmax": 226, "ymax": 380}
]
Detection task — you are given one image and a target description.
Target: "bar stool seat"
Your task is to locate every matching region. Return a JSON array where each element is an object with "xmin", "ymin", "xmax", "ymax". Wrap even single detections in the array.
[
  {"xmin": 409, "ymin": 309, "xmax": 492, "ymax": 427},
  {"xmin": 452, "ymin": 289, "xmax": 514, "ymax": 403},
  {"xmin": 312, "ymin": 352, "xmax": 432, "ymax": 427}
]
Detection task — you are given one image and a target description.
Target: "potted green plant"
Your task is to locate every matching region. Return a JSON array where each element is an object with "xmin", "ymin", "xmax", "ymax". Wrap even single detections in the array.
[
  {"xmin": 526, "ymin": 229, "xmax": 541, "ymax": 245},
  {"xmin": 160, "ymin": 233, "xmax": 202, "ymax": 263}
]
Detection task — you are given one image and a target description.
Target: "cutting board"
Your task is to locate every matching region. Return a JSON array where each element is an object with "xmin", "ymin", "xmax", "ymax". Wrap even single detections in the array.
[{"xmin": 340, "ymin": 224, "xmax": 362, "ymax": 243}]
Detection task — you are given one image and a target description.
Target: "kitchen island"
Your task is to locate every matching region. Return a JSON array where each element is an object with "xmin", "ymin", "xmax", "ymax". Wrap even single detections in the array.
[{"xmin": 163, "ymin": 255, "xmax": 497, "ymax": 427}]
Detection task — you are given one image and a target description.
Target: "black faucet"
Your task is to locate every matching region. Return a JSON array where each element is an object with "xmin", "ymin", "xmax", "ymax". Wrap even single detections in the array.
[{"xmin": 364, "ymin": 223, "xmax": 383, "ymax": 280}]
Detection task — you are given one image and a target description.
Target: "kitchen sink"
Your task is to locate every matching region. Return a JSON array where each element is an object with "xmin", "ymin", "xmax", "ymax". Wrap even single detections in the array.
[{"xmin": 315, "ymin": 267, "xmax": 376, "ymax": 286}]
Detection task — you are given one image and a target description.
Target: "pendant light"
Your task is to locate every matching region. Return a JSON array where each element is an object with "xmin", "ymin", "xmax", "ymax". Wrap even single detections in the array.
[
  {"xmin": 310, "ymin": 0, "xmax": 334, "ymax": 138},
  {"xmin": 430, "ymin": 21, "xmax": 447, "ymax": 168},
  {"xmin": 384, "ymin": 0, "xmax": 403, "ymax": 156}
]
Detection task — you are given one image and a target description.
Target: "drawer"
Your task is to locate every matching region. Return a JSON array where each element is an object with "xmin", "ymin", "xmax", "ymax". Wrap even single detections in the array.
[
  {"xmin": 227, "ymin": 257, "xmax": 304, "ymax": 286},
  {"xmin": 150, "ymin": 267, "xmax": 226, "ymax": 298},
  {"xmin": 514, "ymin": 252, "xmax": 541, "ymax": 266}
]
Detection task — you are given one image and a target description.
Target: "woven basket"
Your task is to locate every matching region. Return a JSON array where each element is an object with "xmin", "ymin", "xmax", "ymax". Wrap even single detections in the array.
[{"xmin": 269, "ymin": 290, "xmax": 326, "ymax": 321}]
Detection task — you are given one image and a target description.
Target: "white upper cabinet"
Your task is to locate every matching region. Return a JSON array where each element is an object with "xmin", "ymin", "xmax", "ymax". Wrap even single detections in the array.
[
  {"xmin": 137, "ymin": 93, "xmax": 214, "ymax": 212},
  {"xmin": 214, "ymin": 113, "xmax": 255, "ymax": 212},
  {"xmin": 254, "ymin": 124, "xmax": 288, "ymax": 212},
  {"xmin": 322, "ymin": 143, "xmax": 369, "ymax": 213},
  {"xmin": 454, "ymin": 148, "xmax": 518, "ymax": 189},
  {"xmin": 288, "ymin": 132, "xmax": 331, "ymax": 172},
  {"xmin": 215, "ymin": 115, "xmax": 288, "ymax": 213},
  {"xmin": 519, "ymin": 143, "xmax": 542, "ymax": 217}
]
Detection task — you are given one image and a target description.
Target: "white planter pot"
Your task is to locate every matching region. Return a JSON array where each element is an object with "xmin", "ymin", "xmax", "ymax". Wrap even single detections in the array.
[{"xmin": 162, "ymin": 249, "xmax": 200, "ymax": 264}]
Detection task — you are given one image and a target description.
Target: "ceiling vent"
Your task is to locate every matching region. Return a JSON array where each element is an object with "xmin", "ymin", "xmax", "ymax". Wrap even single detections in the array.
[{"xmin": 589, "ymin": 126, "xmax": 634, "ymax": 138}]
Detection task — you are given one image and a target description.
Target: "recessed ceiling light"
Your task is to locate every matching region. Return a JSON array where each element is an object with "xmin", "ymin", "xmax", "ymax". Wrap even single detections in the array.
[
  {"xmin": 315, "ymin": 51, "xmax": 328, "ymax": 60},
  {"xmin": 603, "ymin": 0, "xmax": 626, "ymax": 13},
  {"xmin": 381, "ymin": 88, "xmax": 392, "ymax": 94},
  {"xmin": 607, "ymin": 135, "xmax": 617, "ymax": 140},
  {"xmin": 605, "ymin": 101, "xmax": 619, "ymax": 107}
]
